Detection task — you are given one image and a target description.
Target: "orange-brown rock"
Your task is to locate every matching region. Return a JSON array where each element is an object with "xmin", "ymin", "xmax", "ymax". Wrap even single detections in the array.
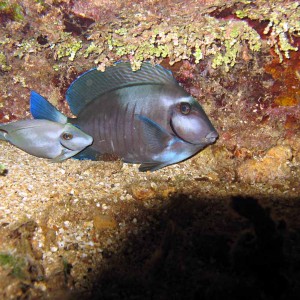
[
  {"xmin": 237, "ymin": 145, "xmax": 292, "ymax": 183},
  {"xmin": 93, "ymin": 215, "xmax": 117, "ymax": 230}
]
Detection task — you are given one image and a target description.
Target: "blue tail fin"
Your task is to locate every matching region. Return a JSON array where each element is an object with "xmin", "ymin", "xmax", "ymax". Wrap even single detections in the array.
[{"xmin": 30, "ymin": 91, "xmax": 67, "ymax": 124}]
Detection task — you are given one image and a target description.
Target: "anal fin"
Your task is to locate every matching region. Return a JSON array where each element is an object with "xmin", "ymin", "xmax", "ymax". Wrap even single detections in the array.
[{"xmin": 139, "ymin": 162, "xmax": 166, "ymax": 172}]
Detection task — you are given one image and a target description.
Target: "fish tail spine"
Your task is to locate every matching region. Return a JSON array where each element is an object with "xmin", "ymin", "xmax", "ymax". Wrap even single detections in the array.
[{"xmin": 0, "ymin": 130, "xmax": 6, "ymax": 140}]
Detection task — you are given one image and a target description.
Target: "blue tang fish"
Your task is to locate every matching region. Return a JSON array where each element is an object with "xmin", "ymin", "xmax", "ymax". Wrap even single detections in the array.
[
  {"xmin": 0, "ymin": 119, "xmax": 93, "ymax": 161},
  {"xmin": 30, "ymin": 62, "xmax": 218, "ymax": 171}
]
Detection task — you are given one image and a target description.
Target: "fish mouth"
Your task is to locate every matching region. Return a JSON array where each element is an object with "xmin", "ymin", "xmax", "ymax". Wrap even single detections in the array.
[{"xmin": 205, "ymin": 131, "xmax": 218, "ymax": 143}]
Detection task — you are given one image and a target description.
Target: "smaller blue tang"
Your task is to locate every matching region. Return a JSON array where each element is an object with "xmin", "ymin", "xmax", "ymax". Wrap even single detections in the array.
[
  {"xmin": 0, "ymin": 119, "xmax": 93, "ymax": 161},
  {"xmin": 30, "ymin": 62, "xmax": 218, "ymax": 171}
]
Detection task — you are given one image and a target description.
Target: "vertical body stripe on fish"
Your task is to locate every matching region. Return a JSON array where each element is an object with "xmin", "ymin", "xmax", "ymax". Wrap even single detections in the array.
[
  {"xmin": 114, "ymin": 103, "xmax": 120, "ymax": 152},
  {"xmin": 123, "ymin": 102, "xmax": 130, "ymax": 155},
  {"xmin": 131, "ymin": 101, "xmax": 137, "ymax": 157}
]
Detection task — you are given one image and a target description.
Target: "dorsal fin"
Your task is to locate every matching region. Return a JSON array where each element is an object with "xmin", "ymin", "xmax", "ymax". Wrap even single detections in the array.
[{"xmin": 66, "ymin": 62, "xmax": 177, "ymax": 115}]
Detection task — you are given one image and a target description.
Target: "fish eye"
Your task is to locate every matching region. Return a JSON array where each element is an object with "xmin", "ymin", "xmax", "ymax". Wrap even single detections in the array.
[
  {"xmin": 180, "ymin": 102, "xmax": 191, "ymax": 115},
  {"xmin": 62, "ymin": 132, "xmax": 73, "ymax": 140}
]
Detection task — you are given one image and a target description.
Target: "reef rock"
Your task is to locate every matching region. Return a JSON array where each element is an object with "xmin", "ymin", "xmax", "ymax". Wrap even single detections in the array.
[{"xmin": 237, "ymin": 145, "xmax": 292, "ymax": 183}]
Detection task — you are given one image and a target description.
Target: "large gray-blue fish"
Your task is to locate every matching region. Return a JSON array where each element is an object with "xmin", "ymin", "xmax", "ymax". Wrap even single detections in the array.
[
  {"xmin": 30, "ymin": 62, "xmax": 218, "ymax": 171},
  {"xmin": 0, "ymin": 119, "xmax": 93, "ymax": 161}
]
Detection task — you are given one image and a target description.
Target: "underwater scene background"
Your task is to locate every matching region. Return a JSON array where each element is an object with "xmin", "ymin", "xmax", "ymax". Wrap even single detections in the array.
[{"xmin": 0, "ymin": 0, "xmax": 300, "ymax": 299}]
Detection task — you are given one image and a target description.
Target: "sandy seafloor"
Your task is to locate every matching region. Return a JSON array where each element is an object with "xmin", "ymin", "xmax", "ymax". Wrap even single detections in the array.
[{"xmin": 1, "ymin": 133, "xmax": 300, "ymax": 299}]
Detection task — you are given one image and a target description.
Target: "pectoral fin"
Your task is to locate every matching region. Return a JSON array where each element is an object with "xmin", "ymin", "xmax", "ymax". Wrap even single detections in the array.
[{"xmin": 135, "ymin": 114, "xmax": 173, "ymax": 153}]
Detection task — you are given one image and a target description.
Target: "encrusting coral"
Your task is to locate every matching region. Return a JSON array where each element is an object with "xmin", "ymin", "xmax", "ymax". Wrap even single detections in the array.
[{"xmin": 0, "ymin": 0, "xmax": 299, "ymax": 72}]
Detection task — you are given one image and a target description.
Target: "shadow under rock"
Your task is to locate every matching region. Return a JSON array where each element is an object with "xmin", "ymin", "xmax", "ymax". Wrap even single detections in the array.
[{"xmin": 81, "ymin": 194, "xmax": 300, "ymax": 300}]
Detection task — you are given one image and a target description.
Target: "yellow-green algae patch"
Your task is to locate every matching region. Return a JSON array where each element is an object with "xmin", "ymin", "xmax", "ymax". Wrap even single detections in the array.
[
  {"xmin": 0, "ymin": 51, "xmax": 11, "ymax": 71},
  {"xmin": 0, "ymin": 0, "xmax": 299, "ymax": 71},
  {"xmin": 53, "ymin": 32, "xmax": 82, "ymax": 62},
  {"xmin": 84, "ymin": 16, "xmax": 262, "ymax": 71},
  {"xmin": 0, "ymin": 1, "xmax": 24, "ymax": 22},
  {"xmin": 211, "ymin": 20, "xmax": 261, "ymax": 71},
  {"xmin": 234, "ymin": 0, "xmax": 300, "ymax": 62}
]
